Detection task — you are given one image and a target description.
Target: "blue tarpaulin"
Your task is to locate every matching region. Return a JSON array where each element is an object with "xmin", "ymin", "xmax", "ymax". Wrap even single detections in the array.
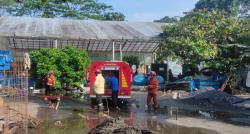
[
  {"xmin": 176, "ymin": 74, "xmax": 225, "ymax": 92},
  {"xmin": 133, "ymin": 74, "xmax": 166, "ymax": 86},
  {"xmin": 0, "ymin": 50, "xmax": 13, "ymax": 71}
]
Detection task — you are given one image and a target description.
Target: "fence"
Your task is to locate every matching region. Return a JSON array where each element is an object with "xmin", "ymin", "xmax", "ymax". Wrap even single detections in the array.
[{"xmin": 0, "ymin": 55, "xmax": 28, "ymax": 134}]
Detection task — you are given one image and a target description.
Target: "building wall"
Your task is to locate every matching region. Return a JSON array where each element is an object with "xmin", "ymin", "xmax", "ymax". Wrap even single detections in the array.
[{"xmin": 0, "ymin": 37, "xmax": 10, "ymax": 50}]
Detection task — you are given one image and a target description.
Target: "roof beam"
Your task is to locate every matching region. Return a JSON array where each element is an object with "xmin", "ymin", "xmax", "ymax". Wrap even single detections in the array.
[
  {"xmin": 95, "ymin": 40, "xmax": 101, "ymax": 51},
  {"xmin": 86, "ymin": 40, "xmax": 91, "ymax": 51},
  {"xmin": 105, "ymin": 40, "xmax": 112, "ymax": 51},
  {"xmin": 7, "ymin": 36, "xmax": 161, "ymax": 53},
  {"xmin": 152, "ymin": 41, "xmax": 161, "ymax": 52}
]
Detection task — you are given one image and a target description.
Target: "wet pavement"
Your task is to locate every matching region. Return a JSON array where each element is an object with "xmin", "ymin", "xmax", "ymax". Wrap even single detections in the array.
[{"xmin": 28, "ymin": 92, "xmax": 250, "ymax": 134}]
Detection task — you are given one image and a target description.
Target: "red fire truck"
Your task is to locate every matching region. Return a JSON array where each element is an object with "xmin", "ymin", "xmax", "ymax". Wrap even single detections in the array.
[{"xmin": 88, "ymin": 61, "xmax": 132, "ymax": 99}]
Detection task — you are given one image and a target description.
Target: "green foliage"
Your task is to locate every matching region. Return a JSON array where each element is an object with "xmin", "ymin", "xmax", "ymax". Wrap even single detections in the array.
[
  {"xmin": 239, "ymin": 0, "xmax": 250, "ymax": 18},
  {"xmin": 30, "ymin": 46, "xmax": 90, "ymax": 89},
  {"xmin": 158, "ymin": 11, "xmax": 246, "ymax": 75},
  {"xmin": 195, "ymin": 0, "xmax": 250, "ymax": 17},
  {"xmin": 0, "ymin": 0, "xmax": 15, "ymax": 16},
  {"xmin": 71, "ymin": 82, "xmax": 81, "ymax": 88},
  {"xmin": 195, "ymin": 0, "xmax": 240, "ymax": 16},
  {"xmin": 239, "ymin": 19, "xmax": 250, "ymax": 44},
  {"xmin": 123, "ymin": 55, "xmax": 140, "ymax": 66},
  {"xmin": 4, "ymin": 0, "xmax": 125, "ymax": 21},
  {"xmin": 103, "ymin": 12, "xmax": 125, "ymax": 21},
  {"xmin": 0, "ymin": 0, "xmax": 15, "ymax": 7},
  {"xmin": 54, "ymin": 80, "xmax": 62, "ymax": 90},
  {"xmin": 154, "ymin": 16, "xmax": 179, "ymax": 23}
]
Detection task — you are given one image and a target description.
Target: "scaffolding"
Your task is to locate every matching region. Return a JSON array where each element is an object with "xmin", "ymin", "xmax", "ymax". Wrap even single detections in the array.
[{"xmin": 0, "ymin": 54, "xmax": 28, "ymax": 134}]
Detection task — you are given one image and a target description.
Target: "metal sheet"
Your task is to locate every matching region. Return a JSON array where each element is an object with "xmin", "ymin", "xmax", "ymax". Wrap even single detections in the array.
[
  {"xmin": 0, "ymin": 16, "xmax": 165, "ymax": 52},
  {"xmin": 0, "ymin": 16, "xmax": 164, "ymax": 40}
]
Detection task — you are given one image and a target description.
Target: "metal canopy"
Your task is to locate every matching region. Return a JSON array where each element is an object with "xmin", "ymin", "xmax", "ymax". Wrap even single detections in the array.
[
  {"xmin": 0, "ymin": 16, "xmax": 164, "ymax": 52},
  {"xmin": 8, "ymin": 37, "xmax": 161, "ymax": 53}
]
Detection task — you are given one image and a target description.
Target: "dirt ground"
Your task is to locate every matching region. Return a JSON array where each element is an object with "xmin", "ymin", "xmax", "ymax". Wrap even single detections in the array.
[
  {"xmin": 133, "ymin": 91, "xmax": 250, "ymax": 134},
  {"xmin": 24, "ymin": 90, "xmax": 250, "ymax": 134}
]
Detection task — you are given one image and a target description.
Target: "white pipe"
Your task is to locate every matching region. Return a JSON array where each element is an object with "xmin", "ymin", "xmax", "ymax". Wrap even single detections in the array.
[
  {"xmin": 153, "ymin": 52, "xmax": 157, "ymax": 63},
  {"xmin": 54, "ymin": 40, "xmax": 58, "ymax": 48},
  {"xmin": 112, "ymin": 41, "xmax": 115, "ymax": 61},
  {"xmin": 120, "ymin": 43, "xmax": 122, "ymax": 61}
]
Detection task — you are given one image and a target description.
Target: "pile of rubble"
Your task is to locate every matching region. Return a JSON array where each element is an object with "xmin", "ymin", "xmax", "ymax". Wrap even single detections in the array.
[
  {"xmin": 88, "ymin": 118, "xmax": 153, "ymax": 134},
  {"xmin": 182, "ymin": 90, "xmax": 244, "ymax": 108}
]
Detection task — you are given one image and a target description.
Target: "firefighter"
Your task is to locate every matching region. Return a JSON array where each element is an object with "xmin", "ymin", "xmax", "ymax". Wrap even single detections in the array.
[
  {"xmin": 93, "ymin": 69, "xmax": 105, "ymax": 113},
  {"xmin": 45, "ymin": 70, "xmax": 56, "ymax": 96},
  {"xmin": 43, "ymin": 70, "xmax": 60, "ymax": 110},
  {"xmin": 110, "ymin": 73, "xmax": 120, "ymax": 110},
  {"xmin": 146, "ymin": 71, "xmax": 159, "ymax": 111}
]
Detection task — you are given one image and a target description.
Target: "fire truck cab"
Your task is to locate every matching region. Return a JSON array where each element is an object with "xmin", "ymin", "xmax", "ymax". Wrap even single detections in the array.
[{"xmin": 89, "ymin": 61, "xmax": 132, "ymax": 99}]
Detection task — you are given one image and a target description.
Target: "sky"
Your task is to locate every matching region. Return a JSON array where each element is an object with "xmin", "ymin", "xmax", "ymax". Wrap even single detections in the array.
[{"xmin": 99, "ymin": 0, "xmax": 199, "ymax": 22}]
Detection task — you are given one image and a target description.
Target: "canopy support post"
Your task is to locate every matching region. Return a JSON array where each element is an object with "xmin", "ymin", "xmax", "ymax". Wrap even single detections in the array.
[
  {"xmin": 112, "ymin": 41, "xmax": 115, "ymax": 61},
  {"xmin": 120, "ymin": 43, "xmax": 122, "ymax": 61}
]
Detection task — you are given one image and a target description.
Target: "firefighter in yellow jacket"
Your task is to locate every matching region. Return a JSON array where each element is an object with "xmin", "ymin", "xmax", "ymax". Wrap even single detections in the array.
[{"xmin": 93, "ymin": 69, "xmax": 105, "ymax": 112}]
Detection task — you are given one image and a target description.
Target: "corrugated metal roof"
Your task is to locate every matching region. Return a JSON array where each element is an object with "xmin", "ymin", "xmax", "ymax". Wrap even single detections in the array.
[
  {"xmin": 0, "ymin": 16, "xmax": 165, "ymax": 52},
  {"xmin": 0, "ymin": 16, "xmax": 164, "ymax": 40}
]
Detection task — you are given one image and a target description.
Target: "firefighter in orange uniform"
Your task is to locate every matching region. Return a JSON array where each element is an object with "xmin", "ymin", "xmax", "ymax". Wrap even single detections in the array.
[
  {"xmin": 45, "ymin": 70, "xmax": 56, "ymax": 96},
  {"xmin": 44, "ymin": 70, "xmax": 61, "ymax": 110},
  {"xmin": 146, "ymin": 71, "xmax": 158, "ymax": 110}
]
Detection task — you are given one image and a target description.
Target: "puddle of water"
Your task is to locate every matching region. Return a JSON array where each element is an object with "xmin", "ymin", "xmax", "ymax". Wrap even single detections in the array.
[
  {"xmin": 131, "ymin": 92, "xmax": 250, "ymax": 126},
  {"xmin": 28, "ymin": 93, "xmax": 250, "ymax": 134},
  {"xmin": 34, "ymin": 108, "xmax": 73, "ymax": 121},
  {"xmin": 104, "ymin": 105, "xmax": 220, "ymax": 134},
  {"xmin": 29, "ymin": 102, "xmax": 220, "ymax": 134},
  {"xmin": 29, "ymin": 114, "xmax": 87, "ymax": 134}
]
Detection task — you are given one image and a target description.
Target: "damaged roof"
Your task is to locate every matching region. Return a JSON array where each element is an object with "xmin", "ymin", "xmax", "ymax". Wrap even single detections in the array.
[
  {"xmin": 0, "ymin": 16, "xmax": 164, "ymax": 40},
  {"xmin": 0, "ymin": 16, "xmax": 165, "ymax": 52}
]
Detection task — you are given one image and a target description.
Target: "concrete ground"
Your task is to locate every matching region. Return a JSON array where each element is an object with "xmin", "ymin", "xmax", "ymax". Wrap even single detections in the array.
[{"xmin": 24, "ymin": 90, "xmax": 250, "ymax": 134}]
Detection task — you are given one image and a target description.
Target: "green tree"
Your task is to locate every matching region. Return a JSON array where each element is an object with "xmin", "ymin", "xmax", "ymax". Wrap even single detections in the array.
[
  {"xmin": 103, "ymin": 12, "xmax": 125, "ymax": 21},
  {"xmin": 194, "ymin": 0, "xmax": 250, "ymax": 17},
  {"xmin": 158, "ymin": 11, "xmax": 246, "ymax": 74},
  {"xmin": 239, "ymin": 0, "xmax": 250, "ymax": 17},
  {"xmin": 0, "ymin": 0, "xmax": 15, "ymax": 16},
  {"xmin": 238, "ymin": 18, "xmax": 250, "ymax": 44},
  {"xmin": 30, "ymin": 46, "xmax": 90, "ymax": 89},
  {"xmin": 154, "ymin": 16, "xmax": 179, "ymax": 23},
  {"xmin": 4, "ymin": 0, "xmax": 125, "ymax": 20},
  {"xmin": 195, "ymin": 0, "xmax": 239, "ymax": 16},
  {"xmin": 123, "ymin": 55, "xmax": 139, "ymax": 67}
]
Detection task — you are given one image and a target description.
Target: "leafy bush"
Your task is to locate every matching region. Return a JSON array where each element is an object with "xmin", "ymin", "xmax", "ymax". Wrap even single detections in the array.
[
  {"xmin": 30, "ymin": 46, "xmax": 90, "ymax": 89},
  {"xmin": 123, "ymin": 55, "xmax": 139, "ymax": 66},
  {"xmin": 71, "ymin": 82, "xmax": 82, "ymax": 88}
]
